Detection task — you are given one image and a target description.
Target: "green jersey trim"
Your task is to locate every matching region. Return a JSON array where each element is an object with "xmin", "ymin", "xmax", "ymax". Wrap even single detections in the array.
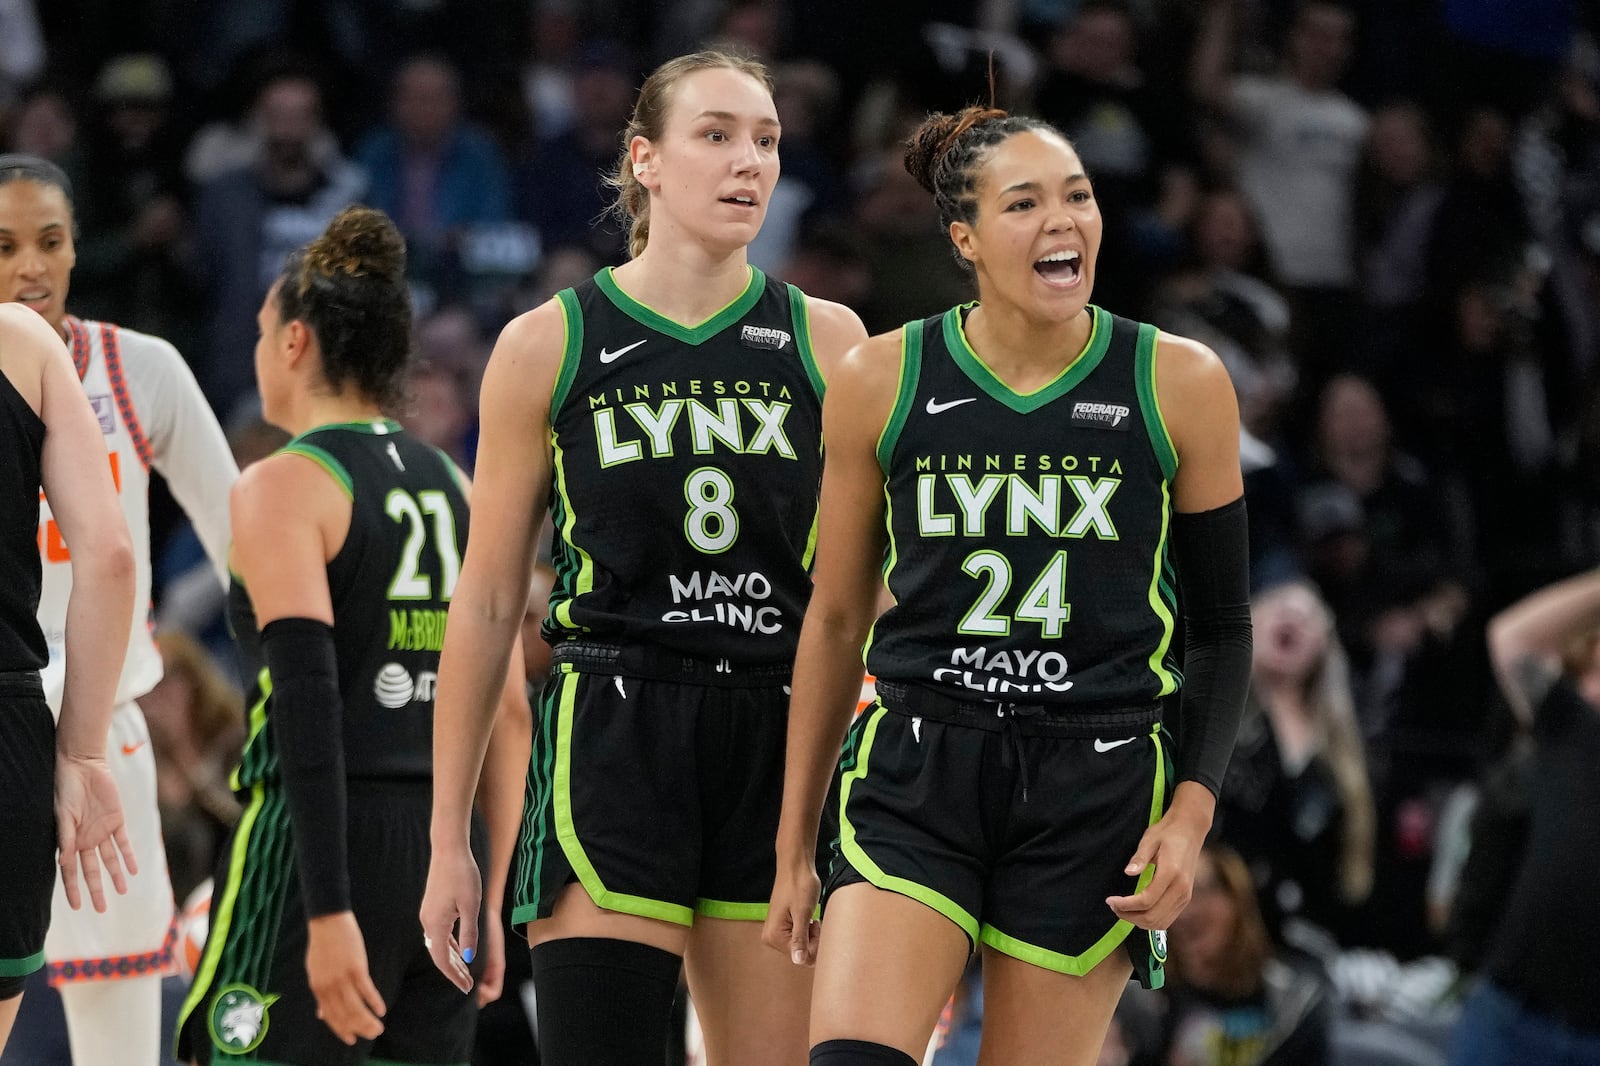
[
  {"xmin": 1145, "ymin": 482, "xmax": 1180, "ymax": 695},
  {"xmin": 593, "ymin": 265, "xmax": 766, "ymax": 345},
  {"xmin": 550, "ymin": 672, "xmax": 695, "ymax": 926},
  {"xmin": 943, "ymin": 304, "xmax": 1111, "ymax": 414},
  {"xmin": 839, "ymin": 707, "xmax": 981, "ymax": 943},
  {"xmin": 547, "ymin": 288, "xmax": 594, "ymax": 631},
  {"xmin": 1134, "ymin": 322, "xmax": 1178, "ymax": 481},
  {"xmin": 875, "ymin": 323, "xmax": 922, "ymax": 472},
  {"xmin": 978, "ymin": 726, "xmax": 1167, "ymax": 975},
  {"xmin": 549, "ymin": 288, "xmax": 584, "ymax": 416},
  {"xmin": 789, "ymin": 284, "xmax": 825, "ymax": 569},
  {"xmin": 279, "ymin": 443, "xmax": 352, "ymax": 500},
  {"xmin": 287, "ymin": 418, "xmax": 403, "ymax": 440},
  {"xmin": 788, "ymin": 284, "xmax": 826, "ymax": 400}
]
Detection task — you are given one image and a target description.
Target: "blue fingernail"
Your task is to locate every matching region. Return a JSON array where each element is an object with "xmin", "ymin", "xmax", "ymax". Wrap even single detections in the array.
[{"xmin": 462, "ymin": 947, "xmax": 474, "ymax": 964}]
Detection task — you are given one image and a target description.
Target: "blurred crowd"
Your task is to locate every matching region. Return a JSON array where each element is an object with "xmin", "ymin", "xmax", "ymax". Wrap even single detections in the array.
[{"xmin": 4, "ymin": 0, "xmax": 1600, "ymax": 1064}]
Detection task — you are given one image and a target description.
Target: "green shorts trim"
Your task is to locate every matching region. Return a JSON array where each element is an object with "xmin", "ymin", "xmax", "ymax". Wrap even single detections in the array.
[
  {"xmin": 551, "ymin": 673, "xmax": 694, "ymax": 927},
  {"xmin": 694, "ymin": 899, "xmax": 769, "ymax": 921},
  {"xmin": 838, "ymin": 705, "xmax": 982, "ymax": 944},
  {"xmin": 0, "ymin": 949, "xmax": 44, "ymax": 978}
]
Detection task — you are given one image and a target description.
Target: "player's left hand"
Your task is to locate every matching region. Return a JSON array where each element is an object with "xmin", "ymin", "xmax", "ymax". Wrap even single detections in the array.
[
  {"xmin": 307, "ymin": 912, "xmax": 387, "ymax": 1046},
  {"xmin": 474, "ymin": 903, "xmax": 505, "ymax": 1007},
  {"xmin": 55, "ymin": 752, "xmax": 138, "ymax": 912},
  {"xmin": 1105, "ymin": 781, "xmax": 1215, "ymax": 931}
]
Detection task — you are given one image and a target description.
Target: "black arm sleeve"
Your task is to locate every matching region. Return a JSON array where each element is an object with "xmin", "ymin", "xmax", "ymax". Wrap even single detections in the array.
[
  {"xmin": 260, "ymin": 617, "xmax": 351, "ymax": 917},
  {"xmin": 1171, "ymin": 497, "xmax": 1253, "ymax": 797}
]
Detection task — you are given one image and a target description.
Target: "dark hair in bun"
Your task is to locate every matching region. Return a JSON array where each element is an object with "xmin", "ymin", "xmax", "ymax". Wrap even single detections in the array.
[
  {"xmin": 275, "ymin": 205, "xmax": 412, "ymax": 410},
  {"xmin": 903, "ymin": 106, "xmax": 1070, "ymax": 267}
]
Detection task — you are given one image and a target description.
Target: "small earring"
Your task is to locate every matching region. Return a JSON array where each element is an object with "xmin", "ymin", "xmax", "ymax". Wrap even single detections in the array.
[{"xmin": 633, "ymin": 164, "xmax": 645, "ymax": 177}]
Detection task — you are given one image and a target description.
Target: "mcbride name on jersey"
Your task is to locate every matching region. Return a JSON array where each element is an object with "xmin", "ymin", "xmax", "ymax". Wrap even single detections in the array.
[
  {"xmin": 867, "ymin": 305, "xmax": 1181, "ymax": 710},
  {"xmin": 543, "ymin": 266, "xmax": 825, "ymax": 665},
  {"xmin": 229, "ymin": 421, "xmax": 469, "ymax": 788}
]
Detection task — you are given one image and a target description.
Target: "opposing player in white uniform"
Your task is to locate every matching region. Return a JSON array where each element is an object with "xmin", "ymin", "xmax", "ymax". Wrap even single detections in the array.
[{"xmin": 0, "ymin": 154, "xmax": 237, "ymax": 1065}]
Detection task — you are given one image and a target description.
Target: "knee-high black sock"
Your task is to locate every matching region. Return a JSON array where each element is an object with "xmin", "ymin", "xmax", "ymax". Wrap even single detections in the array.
[
  {"xmin": 811, "ymin": 1038, "xmax": 920, "ymax": 1065},
  {"xmin": 529, "ymin": 937, "xmax": 681, "ymax": 1066}
]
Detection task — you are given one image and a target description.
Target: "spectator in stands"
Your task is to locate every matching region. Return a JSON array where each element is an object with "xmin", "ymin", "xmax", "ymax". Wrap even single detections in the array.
[
  {"xmin": 355, "ymin": 54, "xmax": 511, "ymax": 269},
  {"xmin": 1190, "ymin": 0, "xmax": 1369, "ymax": 384},
  {"xmin": 1216, "ymin": 580, "xmax": 1375, "ymax": 944},
  {"xmin": 192, "ymin": 66, "xmax": 364, "ymax": 418},
  {"xmin": 1160, "ymin": 844, "xmax": 1335, "ymax": 1066},
  {"xmin": 1455, "ymin": 568, "xmax": 1600, "ymax": 1063}
]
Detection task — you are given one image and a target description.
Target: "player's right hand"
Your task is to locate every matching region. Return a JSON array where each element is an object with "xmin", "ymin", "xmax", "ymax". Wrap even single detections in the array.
[
  {"xmin": 763, "ymin": 859, "xmax": 822, "ymax": 966},
  {"xmin": 55, "ymin": 752, "xmax": 138, "ymax": 913},
  {"xmin": 419, "ymin": 840, "xmax": 481, "ymax": 994},
  {"xmin": 306, "ymin": 912, "xmax": 386, "ymax": 1045}
]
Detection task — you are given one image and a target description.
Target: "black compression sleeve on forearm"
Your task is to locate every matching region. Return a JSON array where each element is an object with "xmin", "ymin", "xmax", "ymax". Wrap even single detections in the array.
[
  {"xmin": 1171, "ymin": 497, "xmax": 1253, "ymax": 797},
  {"xmin": 260, "ymin": 617, "xmax": 351, "ymax": 917}
]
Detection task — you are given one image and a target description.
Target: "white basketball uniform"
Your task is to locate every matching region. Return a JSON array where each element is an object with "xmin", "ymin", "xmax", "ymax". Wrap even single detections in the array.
[{"xmin": 37, "ymin": 316, "xmax": 236, "ymax": 982}]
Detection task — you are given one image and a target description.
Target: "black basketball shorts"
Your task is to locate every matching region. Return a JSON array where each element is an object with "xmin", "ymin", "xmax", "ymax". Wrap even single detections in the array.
[
  {"xmin": 0, "ymin": 677, "xmax": 54, "ymax": 995},
  {"xmin": 511, "ymin": 653, "xmax": 794, "ymax": 929},
  {"xmin": 825, "ymin": 689, "xmax": 1173, "ymax": 990},
  {"xmin": 176, "ymin": 782, "xmax": 485, "ymax": 1065}
]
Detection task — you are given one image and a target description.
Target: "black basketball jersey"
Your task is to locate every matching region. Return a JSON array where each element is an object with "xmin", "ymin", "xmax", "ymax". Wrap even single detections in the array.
[
  {"xmin": 866, "ymin": 304, "xmax": 1181, "ymax": 710},
  {"xmin": 0, "ymin": 366, "xmax": 46, "ymax": 672},
  {"xmin": 543, "ymin": 266, "xmax": 825, "ymax": 665},
  {"xmin": 230, "ymin": 420, "xmax": 469, "ymax": 788}
]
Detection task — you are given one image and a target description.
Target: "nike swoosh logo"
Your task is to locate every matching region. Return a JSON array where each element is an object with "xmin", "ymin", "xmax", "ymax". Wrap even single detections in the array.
[
  {"xmin": 1093, "ymin": 737, "xmax": 1137, "ymax": 753},
  {"xmin": 925, "ymin": 397, "xmax": 977, "ymax": 415},
  {"xmin": 599, "ymin": 339, "xmax": 647, "ymax": 363},
  {"xmin": 121, "ymin": 741, "xmax": 147, "ymax": 756}
]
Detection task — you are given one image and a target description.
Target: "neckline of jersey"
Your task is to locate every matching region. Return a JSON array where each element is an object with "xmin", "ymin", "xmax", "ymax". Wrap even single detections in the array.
[
  {"xmin": 942, "ymin": 303, "xmax": 1110, "ymax": 415},
  {"xmin": 593, "ymin": 265, "xmax": 766, "ymax": 345},
  {"xmin": 288, "ymin": 417, "xmax": 402, "ymax": 444}
]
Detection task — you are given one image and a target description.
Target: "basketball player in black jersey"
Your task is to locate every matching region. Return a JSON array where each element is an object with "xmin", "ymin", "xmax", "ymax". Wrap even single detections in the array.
[
  {"xmin": 765, "ymin": 108, "xmax": 1254, "ymax": 1066},
  {"xmin": 0, "ymin": 301, "xmax": 137, "ymax": 1053},
  {"xmin": 175, "ymin": 207, "xmax": 529, "ymax": 1066},
  {"xmin": 421, "ymin": 50, "xmax": 866, "ymax": 1066}
]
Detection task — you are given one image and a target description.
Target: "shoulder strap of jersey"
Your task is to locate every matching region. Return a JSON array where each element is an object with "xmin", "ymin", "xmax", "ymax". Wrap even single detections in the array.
[
  {"xmin": 278, "ymin": 433, "xmax": 355, "ymax": 501},
  {"xmin": 97, "ymin": 322, "xmax": 154, "ymax": 470},
  {"xmin": 549, "ymin": 287, "xmax": 584, "ymax": 415},
  {"xmin": 785, "ymin": 283, "xmax": 826, "ymax": 401},
  {"xmin": 1132, "ymin": 320, "xmax": 1178, "ymax": 482},
  {"xmin": 876, "ymin": 318, "xmax": 926, "ymax": 472}
]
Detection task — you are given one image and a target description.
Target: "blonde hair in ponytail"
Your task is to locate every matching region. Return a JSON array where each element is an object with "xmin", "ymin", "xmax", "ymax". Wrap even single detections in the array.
[{"xmin": 605, "ymin": 50, "xmax": 774, "ymax": 259}]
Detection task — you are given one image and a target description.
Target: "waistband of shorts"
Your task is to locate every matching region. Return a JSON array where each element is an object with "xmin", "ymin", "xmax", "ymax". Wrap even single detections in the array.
[
  {"xmin": 0, "ymin": 669, "xmax": 43, "ymax": 698},
  {"xmin": 550, "ymin": 640, "xmax": 792, "ymax": 688},
  {"xmin": 874, "ymin": 679, "xmax": 1161, "ymax": 738}
]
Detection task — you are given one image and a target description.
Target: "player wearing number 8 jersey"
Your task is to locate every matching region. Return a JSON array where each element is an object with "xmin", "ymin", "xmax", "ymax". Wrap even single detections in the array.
[
  {"xmin": 766, "ymin": 107, "xmax": 1253, "ymax": 1066},
  {"xmin": 421, "ymin": 50, "xmax": 865, "ymax": 1066},
  {"xmin": 176, "ymin": 206, "xmax": 529, "ymax": 1065}
]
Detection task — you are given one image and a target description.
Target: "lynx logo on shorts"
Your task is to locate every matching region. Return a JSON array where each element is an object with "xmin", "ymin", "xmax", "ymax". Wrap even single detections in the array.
[
  {"xmin": 1150, "ymin": 928, "xmax": 1168, "ymax": 965},
  {"xmin": 739, "ymin": 324, "xmax": 792, "ymax": 351},
  {"xmin": 208, "ymin": 984, "xmax": 279, "ymax": 1054},
  {"xmin": 1069, "ymin": 401, "xmax": 1132, "ymax": 430}
]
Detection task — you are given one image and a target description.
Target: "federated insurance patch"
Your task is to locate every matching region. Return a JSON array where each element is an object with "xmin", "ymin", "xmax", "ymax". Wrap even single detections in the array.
[
  {"xmin": 1069, "ymin": 400, "xmax": 1133, "ymax": 430},
  {"xmin": 208, "ymin": 983, "xmax": 280, "ymax": 1055},
  {"xmin": 740, "ymin": 324, "xmax": 792, "ymax": 351}
]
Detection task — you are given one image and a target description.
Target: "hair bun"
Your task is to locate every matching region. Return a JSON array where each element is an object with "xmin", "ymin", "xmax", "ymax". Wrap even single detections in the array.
[
  {"xmin": 903, "ymin": 105, "xmax": 1008, "ymax": 194},
  {"xmin": 301, "ymin": 205, "xmax": 406, "ymax": 291}
]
